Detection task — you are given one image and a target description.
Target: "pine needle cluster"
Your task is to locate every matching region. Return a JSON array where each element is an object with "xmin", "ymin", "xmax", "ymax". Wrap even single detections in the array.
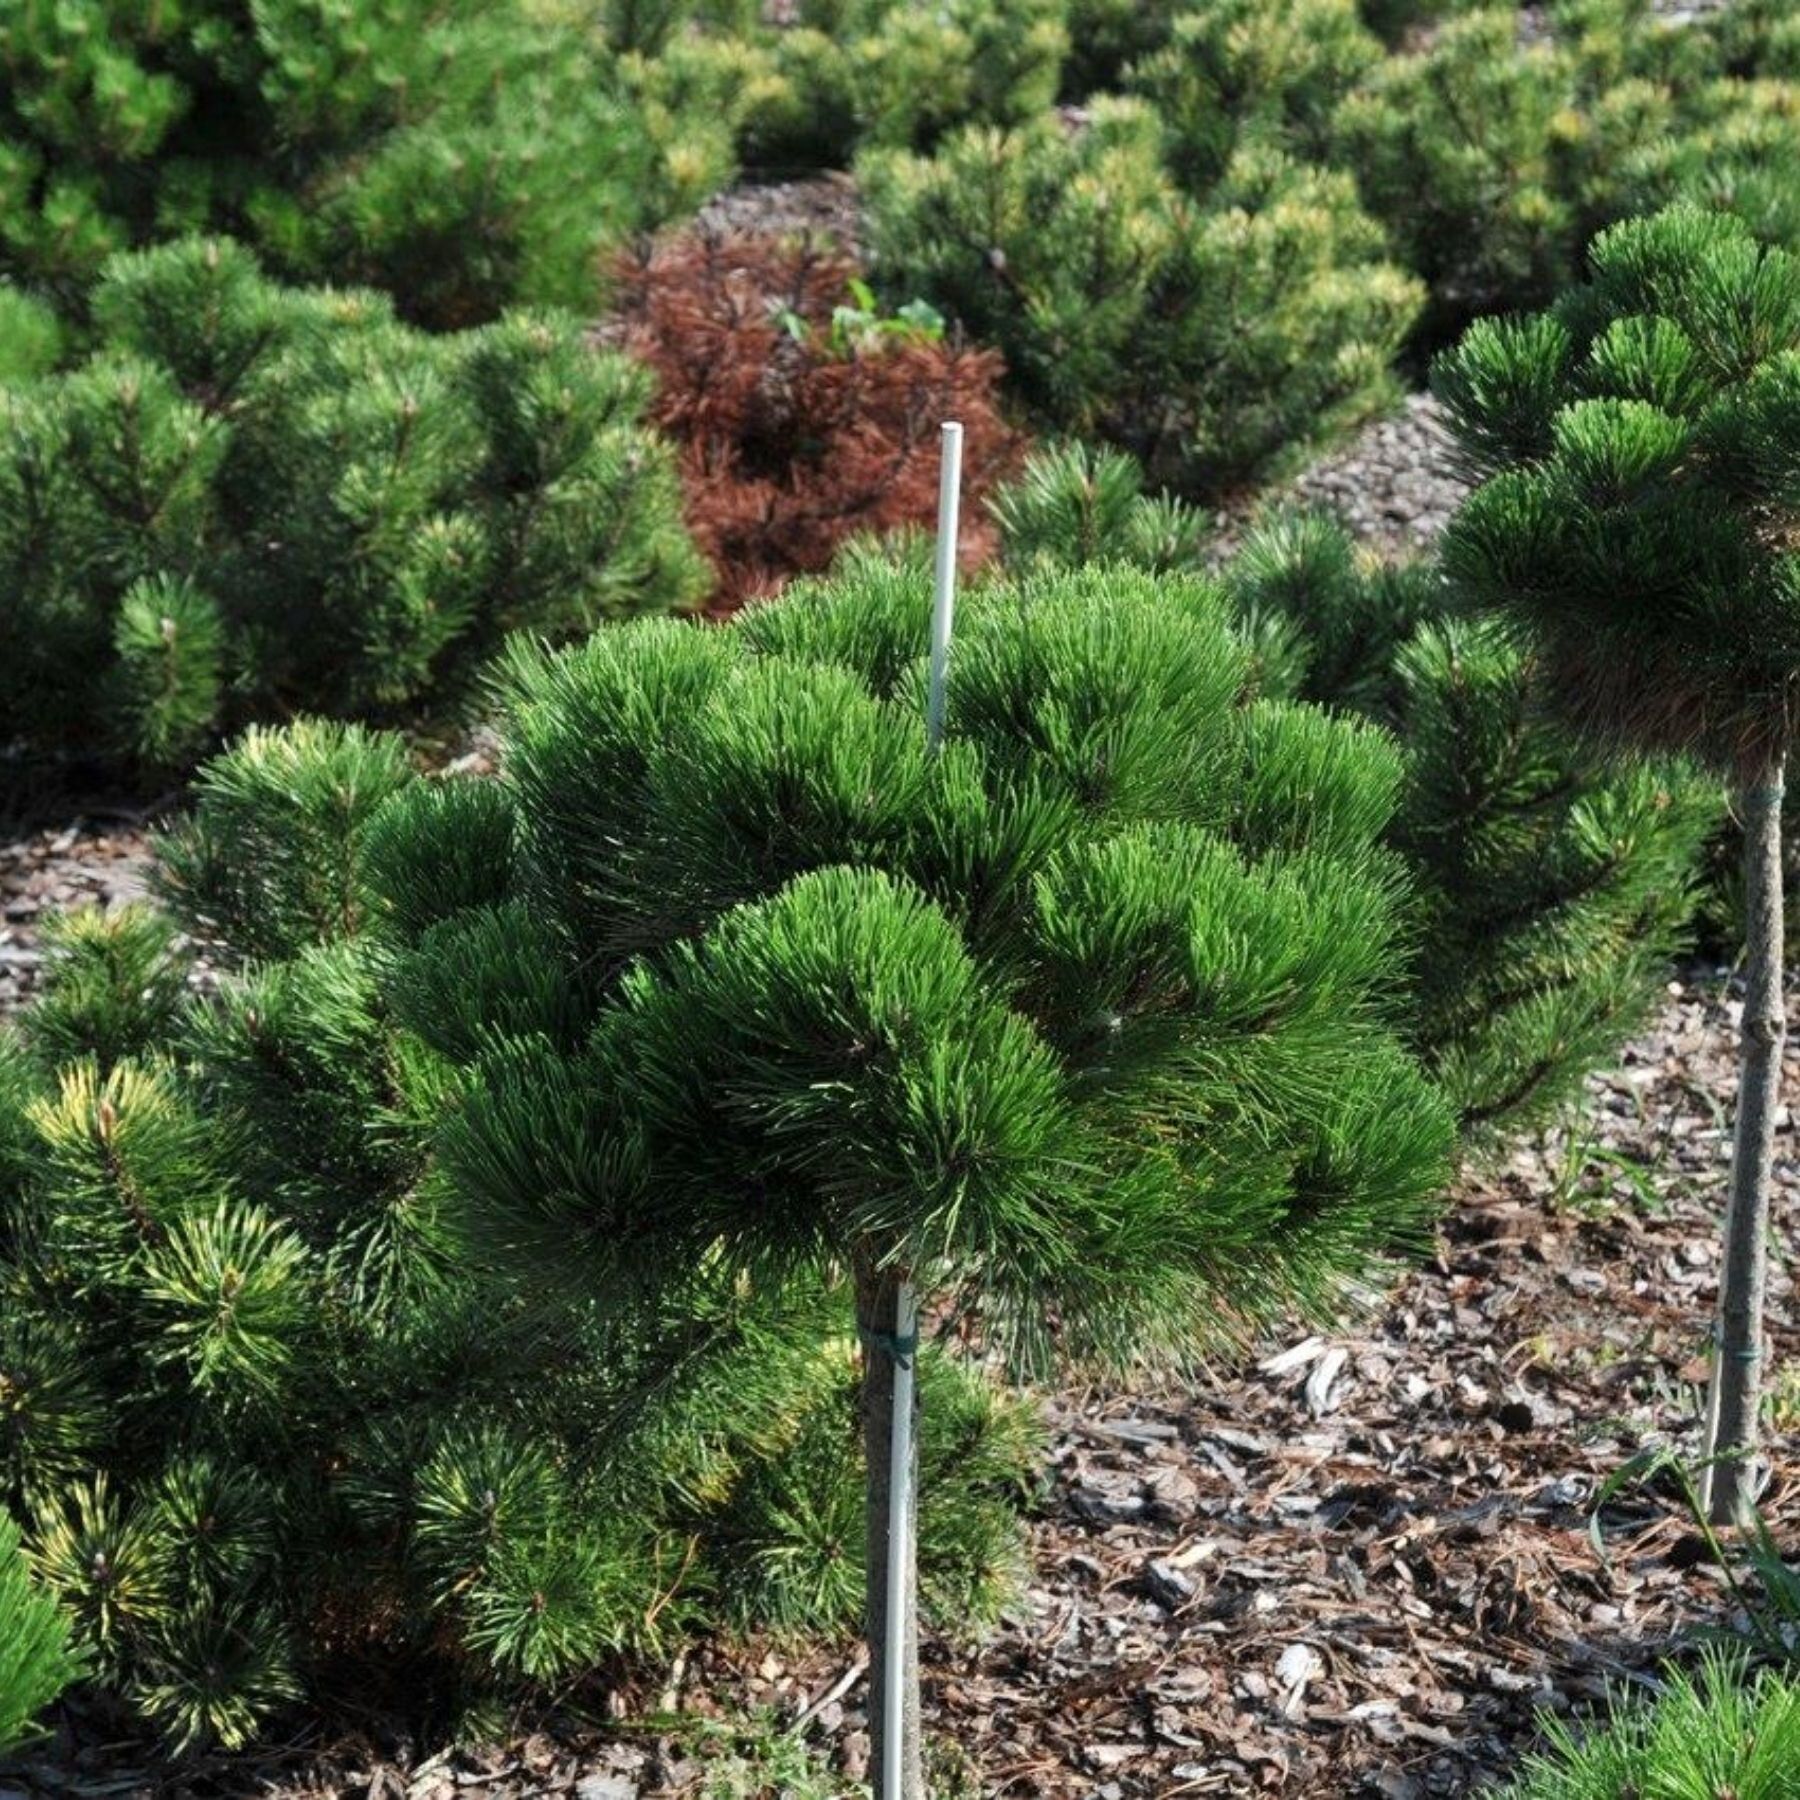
[
  {"xmin": 986, "ymin": 443, "xmax": 1719, "ymax": 1136},
  {"xmin": 1436, "ymin": 204, "xmax": 1800, "ymax": 774},
  {"xmin": 1498, "ymin": 1656, "xmax": 1800, "ymax": 1800},
  {"xmin": 0, "ymin": 718, "xmax": 1040, "ymax": 1750},
  {"xmin": 0, "ymin": 238, "xmax": 704, "ymax": 776},
  {"xmin": 0, "ymin": 0, "xmax": 738, "ymax": 328},
  {"xmin": 613, "ymin": 233, "xmax": 1019, "ymax": 611},
  {"xmin": 0, "ymin": 1515, "xmax": 81, "ymax": 1755}
]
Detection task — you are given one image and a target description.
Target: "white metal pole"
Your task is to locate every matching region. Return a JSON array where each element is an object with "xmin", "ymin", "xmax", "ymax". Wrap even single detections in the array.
[
  {"xmin": 882, "ymin": 1277, "xmax": 918, "ymax": 1800},
  {"xmin": 882, "ymin": 421, "xmax": 962, "ymax": 1800},
  {"xmin": 925, "ymin": 422, "xmax": 964, "ymax": 753}
]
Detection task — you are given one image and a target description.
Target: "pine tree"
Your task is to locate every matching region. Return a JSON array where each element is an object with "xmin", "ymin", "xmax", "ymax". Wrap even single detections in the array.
[
  {"xmin": 1496, "ymin": 1654, "xmax": 1800, "ymax": 1799},
  {"xmin": 861, "ymin": 100, "xmax": 1422, "ymax": 497},
  {"xmin": 0, "ymin": 720, "xmax": 1039, "ymax": 1752},
  {"xmin": 0, "ymin": 0, "xmax": 737, "ymax": 328},
  {"xmin": 986, "ymin": 443, "xmax": 1719, "ymax": 1138},
  {"xmin": 0, "ymin": 238, "xmax": 704, "ymax": 776},
  {"xmin": 417, "ymin": 560, "xmax": 1454, "ymax": 1792},
  {"xmin": 1435, "ymin": 203, "xmax": 1800, "ymax": 1522},
  {"xmin": 0, "ymin": 1515, "xmax": 81, "ymax": 1754}
]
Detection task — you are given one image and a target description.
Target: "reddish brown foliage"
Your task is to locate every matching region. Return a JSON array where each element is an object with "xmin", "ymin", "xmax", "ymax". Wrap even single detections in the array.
[{"xmin": 615, "ymin": 233, "xmax": 1022, "ymax": 614}]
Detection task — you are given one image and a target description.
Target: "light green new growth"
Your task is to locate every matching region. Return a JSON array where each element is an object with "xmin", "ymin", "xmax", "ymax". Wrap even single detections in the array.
[{"xmin": 0, "ymin": 1515, "xmax": 82, "ymax": 1754}]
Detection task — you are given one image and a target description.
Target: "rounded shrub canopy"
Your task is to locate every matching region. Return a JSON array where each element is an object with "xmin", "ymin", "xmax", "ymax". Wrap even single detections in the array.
[
  {"xmin": 1436, "ymin": 204, "xmax": 1800, "ymax": 774},
  {"xmin": 410, "ymin": 560, "xmax": 1454, "ymax": 1370}
]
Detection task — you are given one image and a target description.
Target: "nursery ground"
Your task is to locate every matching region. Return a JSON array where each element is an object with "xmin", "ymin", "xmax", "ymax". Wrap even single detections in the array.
[
  {"xmin": 5, "ymin": 968, "xmax": 1797, "ymax": 1799},
  {"xmin": 2, "ymin": 374, "xmax": 1796, "ymax": 1796}
]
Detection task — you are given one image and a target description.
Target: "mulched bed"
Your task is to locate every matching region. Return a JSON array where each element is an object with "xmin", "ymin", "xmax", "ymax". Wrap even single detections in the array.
[{"xmin": 9, "ymin": 970, "xmax": 1798, "ymax": 1799}]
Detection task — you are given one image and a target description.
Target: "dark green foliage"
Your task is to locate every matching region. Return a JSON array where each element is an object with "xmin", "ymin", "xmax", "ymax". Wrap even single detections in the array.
[
  {"xmin": 0, "ymin": 285, "xmax": 58, "ymax": 384},
  {"xmin": 438, "ymin": 559, "xmax": 1451, "ymax": 1373},
  {"xmin": 0, "ymin": 1515, "xmax": 81, "ymax": 1753},
  {"xmin": 1, "ymin": 730, "xmax": 1040, "ymax": 1752},
  {"xmin": 862, "ymin": 101, "xmax": 1422, "ymax": 497},
  {"xmin": 1695, "ymin": 0, "xmax": 1800, "ymax": 82},
  {"xmin": 1059, "ymin": 0, "xmax": 1471, "ymax": 97},
  {"xmin": 1614, "ymin": 77, "xmax": 1800, "ymax": 253},
  {"xmin": 0, "ymin": 0, "xmax": 736, "ymax": 327},
  {"xmin": 154, "ymin": 721, "xmax": 417, "ymax": 959},
  {"xmin": 0, "ymin": 240, "xmax": 705, "ymax": 775},
  {"xmin": 1327, "ymin": 0, "xmax": 1800, "ymax": 346},
  {"xmin": 1060, "ymin": 0, "xmax": 1177, "ymax": 96},
  {"xmin": 1329, "ymin": 4, "xmax": 1670, "ymax": 341},
  {"xmin": 1382, "ymin": 618, "xmax": 1714, "ymax": 1132},
  {"xmin": 20, "ymin": 906, "xmax": 188, "ymax": 1074},
  {"xmin": 710, "ymin": 1347, "xmax": 1038, "ymax": 1637},
  {"xmin": 985, "ymin": 444, "xmax": 1718, "ymax": 1136},
  {"xmin": 1436, "ymin": 204, "xmax": 1800, "ymax": 775},
  {"xmin": 1497, "ymin": 1656, "xmax": 1800, "ymax": 1799}
]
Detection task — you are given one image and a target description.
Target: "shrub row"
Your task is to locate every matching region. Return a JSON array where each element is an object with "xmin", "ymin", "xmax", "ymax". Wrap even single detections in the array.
[
  {"xmin": 0, "ymin": 0, "xmax": 738, "ymax": 328},
  {"xmin": 856, "ymin": 0, "xmax": 1800, "ymax": 470}
]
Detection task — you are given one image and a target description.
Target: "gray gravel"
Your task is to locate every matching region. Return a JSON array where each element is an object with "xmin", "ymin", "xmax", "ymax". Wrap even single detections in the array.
[
  {"xmin": 691, "ymin": 173, "xmax": 864, "ymax": 259},
  {"xmin": 1274, "ymin": 392, "xmax": 1468, "ymax": 556}
]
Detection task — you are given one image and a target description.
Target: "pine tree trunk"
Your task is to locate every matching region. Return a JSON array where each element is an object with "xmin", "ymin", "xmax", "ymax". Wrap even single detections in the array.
[
  {"xmin": 1704, "ymin": 754, "xmax": 1787, "ymax": 1526},
  {"xmin": 855, "ymin": 1255, "xmax": 924, "ymax": 1800}
]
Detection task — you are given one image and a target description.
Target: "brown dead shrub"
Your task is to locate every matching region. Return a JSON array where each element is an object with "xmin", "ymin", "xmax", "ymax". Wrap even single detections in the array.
[{"xmin": 615, "ymin": 233, "xmax": 1022, "ymax": 612}]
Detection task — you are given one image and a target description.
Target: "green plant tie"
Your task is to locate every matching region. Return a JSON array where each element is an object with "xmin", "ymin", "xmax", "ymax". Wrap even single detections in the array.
[
  {"xmin": 1711, "ymin": 1323, "xmax": 1764, "ymax": 1363},
  {"xmin": 857, "ymin": 1323, "xmax": 919, "ymax": 1366}
]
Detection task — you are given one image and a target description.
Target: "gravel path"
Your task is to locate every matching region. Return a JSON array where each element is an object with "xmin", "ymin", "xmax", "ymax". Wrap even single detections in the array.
[{"xmin": 1275, "ymin": 394, "xmax": 1467, "ymax": 556}]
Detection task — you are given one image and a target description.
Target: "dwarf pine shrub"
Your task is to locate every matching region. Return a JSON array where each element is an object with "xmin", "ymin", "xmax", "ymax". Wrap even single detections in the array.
[
  {"xmin": 741, "ymin": 0, "xmax": 1069, "ymax": 167},
  {"xmin": 0, "ymin": 721, "xmax": 1038, "ymax": 1752},
  {"xmin": 1615, "ymin": 77, "xmax": 1800, "ymax": 252},
  {"xmin": 0, "ymin": 238, "xmax": 704, "ymax": 775},
  {"xmin": 987, "ymin": 445, "xmax": 1718, "ymax": 1135},
  {"xmin": 862, "ymin": 100, "xmax": 1422, "ymax": 497},
  {"xmin": 1060, "ymin": 0, "xmax": 1474, "ymax": 98},
  {"xmin": 1329, "ymin": 0, "xmax": 1800, "ymax": 345},
  {"xmin": 0, "ymin": 0, "xmax": 736, "ymax": 327},
  {"xmin": 426, "ymin": 552, "xmax": 1452, "ymax": 1781}
]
